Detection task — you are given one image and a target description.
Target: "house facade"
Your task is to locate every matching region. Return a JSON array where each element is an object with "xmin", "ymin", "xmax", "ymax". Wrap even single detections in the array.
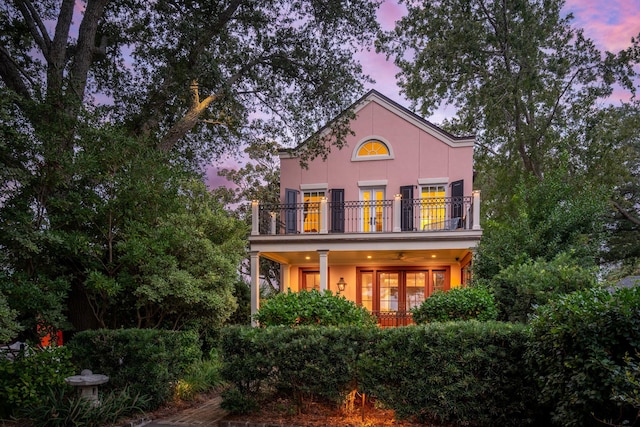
[{"xmin": 249, "ymin": 90, "xmax": 482, "ymax": 326}]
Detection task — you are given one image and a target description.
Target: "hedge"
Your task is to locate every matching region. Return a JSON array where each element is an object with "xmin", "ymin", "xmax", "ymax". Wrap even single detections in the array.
[
  {"xmin": 219, "ymin": 323, "xmax": 538, "ymax": 425},
  {"xmin": 527, "ymin": 286, "xmax": 640, "ymax": 426},
  {"xmin": 67, "ymin": 328, "xmax": 201, "ymax": 409},
  {"xmin": 359, "ymin": 321, "xmax": 537, "ymax": 426}
]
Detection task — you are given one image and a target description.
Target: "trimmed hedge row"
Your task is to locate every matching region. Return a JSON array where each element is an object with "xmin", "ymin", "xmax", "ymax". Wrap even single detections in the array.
[
  {"xmin": 220, "ymin": 322, "xmax": 537, "ymax": 425},
  {"xmin": 67, "ymin": 328, "xmax": 201, "ymax": 409},
  {"xmin": 360, "ymin": 321, "xmax": 536, "ymax": 426},
  {"xmin": 527, "ymin": 286, "xmax": 640, "ymax": 426}
]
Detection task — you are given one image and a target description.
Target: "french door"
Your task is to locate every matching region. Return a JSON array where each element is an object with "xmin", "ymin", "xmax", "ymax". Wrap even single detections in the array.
[
  {"xmin": 357, "ymin": 268, "xmax": 450, "ymax": 325},
  {"xmin": 361, "ymin": 187, "xmax": 385, "ymax": 232}
]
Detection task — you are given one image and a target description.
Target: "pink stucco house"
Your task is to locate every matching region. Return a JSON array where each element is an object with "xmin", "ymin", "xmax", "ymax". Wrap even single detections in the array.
[{"xmin": 249, "ymin": 90, "xmax": 482, "ymax": 326}]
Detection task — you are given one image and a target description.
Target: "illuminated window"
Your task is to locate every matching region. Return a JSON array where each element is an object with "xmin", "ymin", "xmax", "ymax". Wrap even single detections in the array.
[
  {"xmin": 420, "ymin": 184, "xmax": 446, "ymax": 230},
  {"xmin": 303, "ymin": 190, "xmax": 324, "ymax": 232},
  {"xmin": 353, "ymin": 138, "xmax": 393, "ymax": 161},
  {"xmin": 358, "ymin": 140, "xmax": 389, "ymax": 157}
]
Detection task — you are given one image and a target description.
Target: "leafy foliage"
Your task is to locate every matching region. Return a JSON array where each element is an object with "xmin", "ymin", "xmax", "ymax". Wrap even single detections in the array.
[
  {"xmin": 220, "ymin": 325, "xmax": 373, "ymax": 413},
  {"xmin": 527, "ymin": 287, "xmax": 640, "ymax": 426},
  {"xmin": 0, "ymin": 345, "xmax": 76, "ymax": 418},
  {"xmin": 254, "ymin": 289, "xmax": 376, "ymax": 327},
  {"xmin": 68, "ymin": 328, "xmax": 202, "ymax": 409},
  {"xmin": 474, "ymin": 172, "xmax": 608, "ymax": 280},
  {"xmin": 359, "ymin": 321, "xmax": 538, "ymax": 426},
  {"xmin": 412, "ymin": 286, "xmax": 498, "ymax": 323},
  {"xmin": 18, "ymin": 385, "xmax": 149, "ymax": 427},
  {"xmin": 488, "ymin": 252, "xmax": 597, "ymax": 322},
  {"xmin": 221, "ymin": 323, "xmax": 538, "ymax": 425}
]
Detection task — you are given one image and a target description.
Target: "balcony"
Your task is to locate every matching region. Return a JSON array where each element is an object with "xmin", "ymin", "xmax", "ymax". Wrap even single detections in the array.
[{"xmin": 251, "ymin": 192, "xmax": 481, "ymax": 236}]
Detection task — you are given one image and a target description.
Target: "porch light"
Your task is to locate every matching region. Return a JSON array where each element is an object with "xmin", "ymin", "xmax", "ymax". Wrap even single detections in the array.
[{"xmin": 336, "ymin": 277, "xmax": 347, "ymax": 294}]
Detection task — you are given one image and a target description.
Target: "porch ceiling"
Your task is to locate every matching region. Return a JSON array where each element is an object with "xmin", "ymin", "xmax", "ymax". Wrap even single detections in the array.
[{"xmin": 258, "ymin": 248, "xmax": 472, "ymax": 266}]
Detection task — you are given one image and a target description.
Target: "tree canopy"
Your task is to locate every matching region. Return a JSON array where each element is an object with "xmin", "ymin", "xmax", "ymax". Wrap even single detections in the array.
[
  {"xmin": 381, "ymin": 0, "xmax": 640, "ymax": 273},
  {"xmin": 0, "ymin": 0, "xmax": 382, "ymax": 340}
]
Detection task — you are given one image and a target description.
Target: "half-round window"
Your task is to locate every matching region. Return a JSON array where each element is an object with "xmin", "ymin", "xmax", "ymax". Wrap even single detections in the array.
[{"xmin": 353, "ymin": 138, "xmax": 394, "ymax": 161}]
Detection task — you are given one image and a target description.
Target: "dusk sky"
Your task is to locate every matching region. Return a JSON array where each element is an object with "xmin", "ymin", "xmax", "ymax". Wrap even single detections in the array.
[
  {"xmin": 208, "ymin": 0, "xmax": 640, "ymax": 185},
  {"xmin": 359, "ymin": 0, "xmax": 640, "ymax": 120}
]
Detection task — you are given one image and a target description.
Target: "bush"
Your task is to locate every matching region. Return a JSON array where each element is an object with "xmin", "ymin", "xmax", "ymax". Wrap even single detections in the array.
[
  {"xmin": 411, "ymin": 286, "xmax": 498, "ymax": 323},
  {"xmin": 527, "ymin": 287, "xmax": 640, "ymax": 426},
  {"xmin": 220, "ymin": 323, "xmax": 538, "ymax": 425},
  {"xmin": 220, "ymin": 325, "xmax": 372, "ymax": 412},
  {"xmin": 254, "ymin": 289, "xmax": 375, "ymax": 327},
  {"xmin": 359, "ymin": 321, "xmax": 538, "ymax": 426},
  {"xmin": 67, "ymin": 328, "xmax": 202, "ymax": 409},
  {"xmin": 490, "ymin": 252, "xmax": 597, "ymax": 322},
  {"xmin": 0, "ymin": 345, "xmax": 76, "ymax": 418}
]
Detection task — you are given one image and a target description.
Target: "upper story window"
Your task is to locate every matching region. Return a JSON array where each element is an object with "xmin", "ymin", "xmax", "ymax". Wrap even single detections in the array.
[{"xmin": 352, "ymin": 137, "xmax": 394, "ymax": 161}]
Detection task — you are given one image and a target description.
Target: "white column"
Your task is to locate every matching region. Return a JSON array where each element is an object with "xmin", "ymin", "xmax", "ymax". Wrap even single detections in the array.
[
  {"xmin": 251, "ymin": 200, "xmax": 259, "ymax": 236},
  {"xmin": 269, "ymin": 212, "xmax": 276, "ymax": 235},
  {"xmin": 318, "ymin": 250, "xmax": 329, "ymax": 292},
  {"xmin": 393, "ymin": 194, "xmax": 402, "ymax": 232},
  {"xmin": 472, "ymin": 190, "xmax": 482, "ymax": 230},
  {"xmin": 320, "ymin": 197, "xmax": 328, "ymax": 234},
  {"xmin": 250, "ymin": 251, "xmax": 260, "ymax": 326}
]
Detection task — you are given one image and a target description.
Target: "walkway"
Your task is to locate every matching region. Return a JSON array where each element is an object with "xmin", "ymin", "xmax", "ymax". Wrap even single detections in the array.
[{"xmin": 142, "ymin": 394, "xmax": 227, "ymax": 427}]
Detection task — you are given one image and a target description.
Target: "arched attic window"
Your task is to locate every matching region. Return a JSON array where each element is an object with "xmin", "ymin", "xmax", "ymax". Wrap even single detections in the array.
[{"xmin": 352, "ymin": 137, "xmax": 394, "ymax": 161}]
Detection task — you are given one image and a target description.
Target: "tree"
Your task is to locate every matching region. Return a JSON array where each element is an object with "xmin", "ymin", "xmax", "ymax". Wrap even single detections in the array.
[
  {"xmin": 473, "ymin": 170, "xmax": 608, "ymax": 280},
  {"xmin": 212, "ymin": 139, "xmax": 282, "ymax": 294},
  {"xmin": 0, "ymin": 0, "xmax": 381, "ymax": 337},
  {"xmin": 379, "ymin": 0, "xmax": 638, "ymax": 212}
]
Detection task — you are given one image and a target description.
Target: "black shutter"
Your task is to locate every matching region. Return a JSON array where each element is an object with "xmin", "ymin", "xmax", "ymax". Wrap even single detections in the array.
[
  {"xmin": 285, "ymin": 189, "xmax": 298, "ymax": 233},
  {"xmin": 451, "ymin": 180, "xmax": 463, "ymax": 221},
  {"xmin": 330, "ymin": 189, "xmax": 345, "ymax": 233},
  {"xmin": 400, "ymin": 185, "xmax": 414, "ymax": 231}
]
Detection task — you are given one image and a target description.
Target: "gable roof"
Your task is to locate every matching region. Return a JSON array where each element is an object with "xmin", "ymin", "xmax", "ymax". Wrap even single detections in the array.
[{"xmin": 280, "ymin": 89, "xmax": 475, "ymax": 158}]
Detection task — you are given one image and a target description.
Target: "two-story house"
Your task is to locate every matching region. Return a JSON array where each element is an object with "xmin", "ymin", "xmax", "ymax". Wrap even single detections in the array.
[{"xmin": 249, "ymin": 90, "xmax": 482, "ymax": 326}]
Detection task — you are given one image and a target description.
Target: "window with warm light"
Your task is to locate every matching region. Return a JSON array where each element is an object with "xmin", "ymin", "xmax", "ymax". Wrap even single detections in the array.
[
  {"xmin": 420, "ymin": 184, "xmax": 447, "ymax": 230},
  {"xmin": 303, "ymin": 190, "xmax": 324, "ymax": 232},
  {"xmin": 353, "ymin": 139, "xmax": 393, "ymax": 161}
]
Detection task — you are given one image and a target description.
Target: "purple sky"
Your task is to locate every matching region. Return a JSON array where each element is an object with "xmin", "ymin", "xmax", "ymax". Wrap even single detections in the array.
[
  {"xmin": 207, "ymin": 0, "xmax": 640, "ymax": 187},
  {"xmin": 359, "ymin": 0, "xmax": 640, "ymax": 117}
]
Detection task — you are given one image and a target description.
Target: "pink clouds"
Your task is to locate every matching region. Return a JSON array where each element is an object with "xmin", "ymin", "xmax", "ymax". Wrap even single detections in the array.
[{"xmin": 564, "ymin": 0, "xmax": 640, "ymax": 52}]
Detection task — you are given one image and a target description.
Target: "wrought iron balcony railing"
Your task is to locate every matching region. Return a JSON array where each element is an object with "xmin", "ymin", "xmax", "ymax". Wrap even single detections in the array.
[{"xmin": 251, "ymin": 193, "xmax": 481, "ymax": 236}]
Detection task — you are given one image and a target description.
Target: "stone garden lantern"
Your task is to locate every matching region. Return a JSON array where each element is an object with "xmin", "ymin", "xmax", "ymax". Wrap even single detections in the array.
[{"xmin": 65, "ymin": 369, "xmax": 109, "ymax": 405}]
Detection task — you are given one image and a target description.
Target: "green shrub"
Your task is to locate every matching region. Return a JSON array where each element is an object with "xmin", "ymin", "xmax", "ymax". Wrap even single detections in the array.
[
  {"xmin": 489, "ymin": 251, "xmax": 597, "ymax": 322},
  {"xmin": 18, "ymin": 385, "xmax": 149, "ymax": 427},
  {"xmin": 254, "ymin": 289, "xmax": 375, "ymax": 327},
  {"xmin": 412, "ymin": 286, "xmax": 498, "ymax": 323},
  {"xmin": 220, "ymin": 324, "xmax": 538, "ymax": 425},
  {"xmin": 527, "ymin": 286, "xmax": 640, "ymax": 426},
  {"xmin": 220, "ymin": 325, "xmax": 371, "ymax": 412},
  {"xmin": 67, "ymin": 328, "xmax": 202, "ymax": 409},
  {"xmin": 358, "ymin": 321, "xmax": 538, "ymax": 426},
  {"xmin": 0, "ymin": 345, "xmax": 76, "ymax": 418}
]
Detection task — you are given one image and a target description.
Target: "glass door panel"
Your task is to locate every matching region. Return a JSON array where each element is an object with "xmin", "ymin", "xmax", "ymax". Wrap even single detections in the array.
[
  {"xmin": 379, "ymin": 272, "xmax": 399, "ymax": 312},
  {"xmin": 303, "ymin": 191, "xmax": 324, "ymax": 233},
  {"xmin": 406, "ymin": 272, "xmax": 427, "ymax": 310},
  {"xmin": 433, "ymin": 270, "xmax": 446, "ymax": 293},
  {"xmin": 362, "ymin": 188, "xmax": 385, "ymax": 232},
  {"xmin": 420, "ymin": 185, "xmax": 446, "ymax": 230},
  {"xmin": 360, "ymin": 272, "xmax": 373, "ymax": 311}
]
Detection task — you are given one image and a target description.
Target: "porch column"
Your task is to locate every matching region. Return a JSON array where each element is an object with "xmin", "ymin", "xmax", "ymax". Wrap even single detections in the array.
[
  {"xmin": 250, "ymin": 251, "xmax": 260, "ymax": 326},
  {"xmin": 393, "ymin": 194, "xmax": 402, "ymax": 232},
  {"xmin": 472, "ymin": 190, "xmax": 482, "ymax": 230},
  {"xmin": 320, "ymin": 197, "xmax": 328, "ymax": 234},
  {"xmin": 318, "ymin": 250, "xmax": 329, "ymax": 292},
  {"xmin": 251, "ymin": 200, "xmax": 259, "ymax": 236}
]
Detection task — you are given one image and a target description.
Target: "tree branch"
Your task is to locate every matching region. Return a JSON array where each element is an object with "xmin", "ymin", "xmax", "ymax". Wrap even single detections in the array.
[
  {"xmin": 612, "ymin": 200, "xmax": 640, "ymax": 226},
  {"xmin": 14, "ymin": 0, "xmax": 51, "ymax": 60},
  {"xmin": 0, "ymin": 45, "xmax": 32, "ymax": 99}
]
